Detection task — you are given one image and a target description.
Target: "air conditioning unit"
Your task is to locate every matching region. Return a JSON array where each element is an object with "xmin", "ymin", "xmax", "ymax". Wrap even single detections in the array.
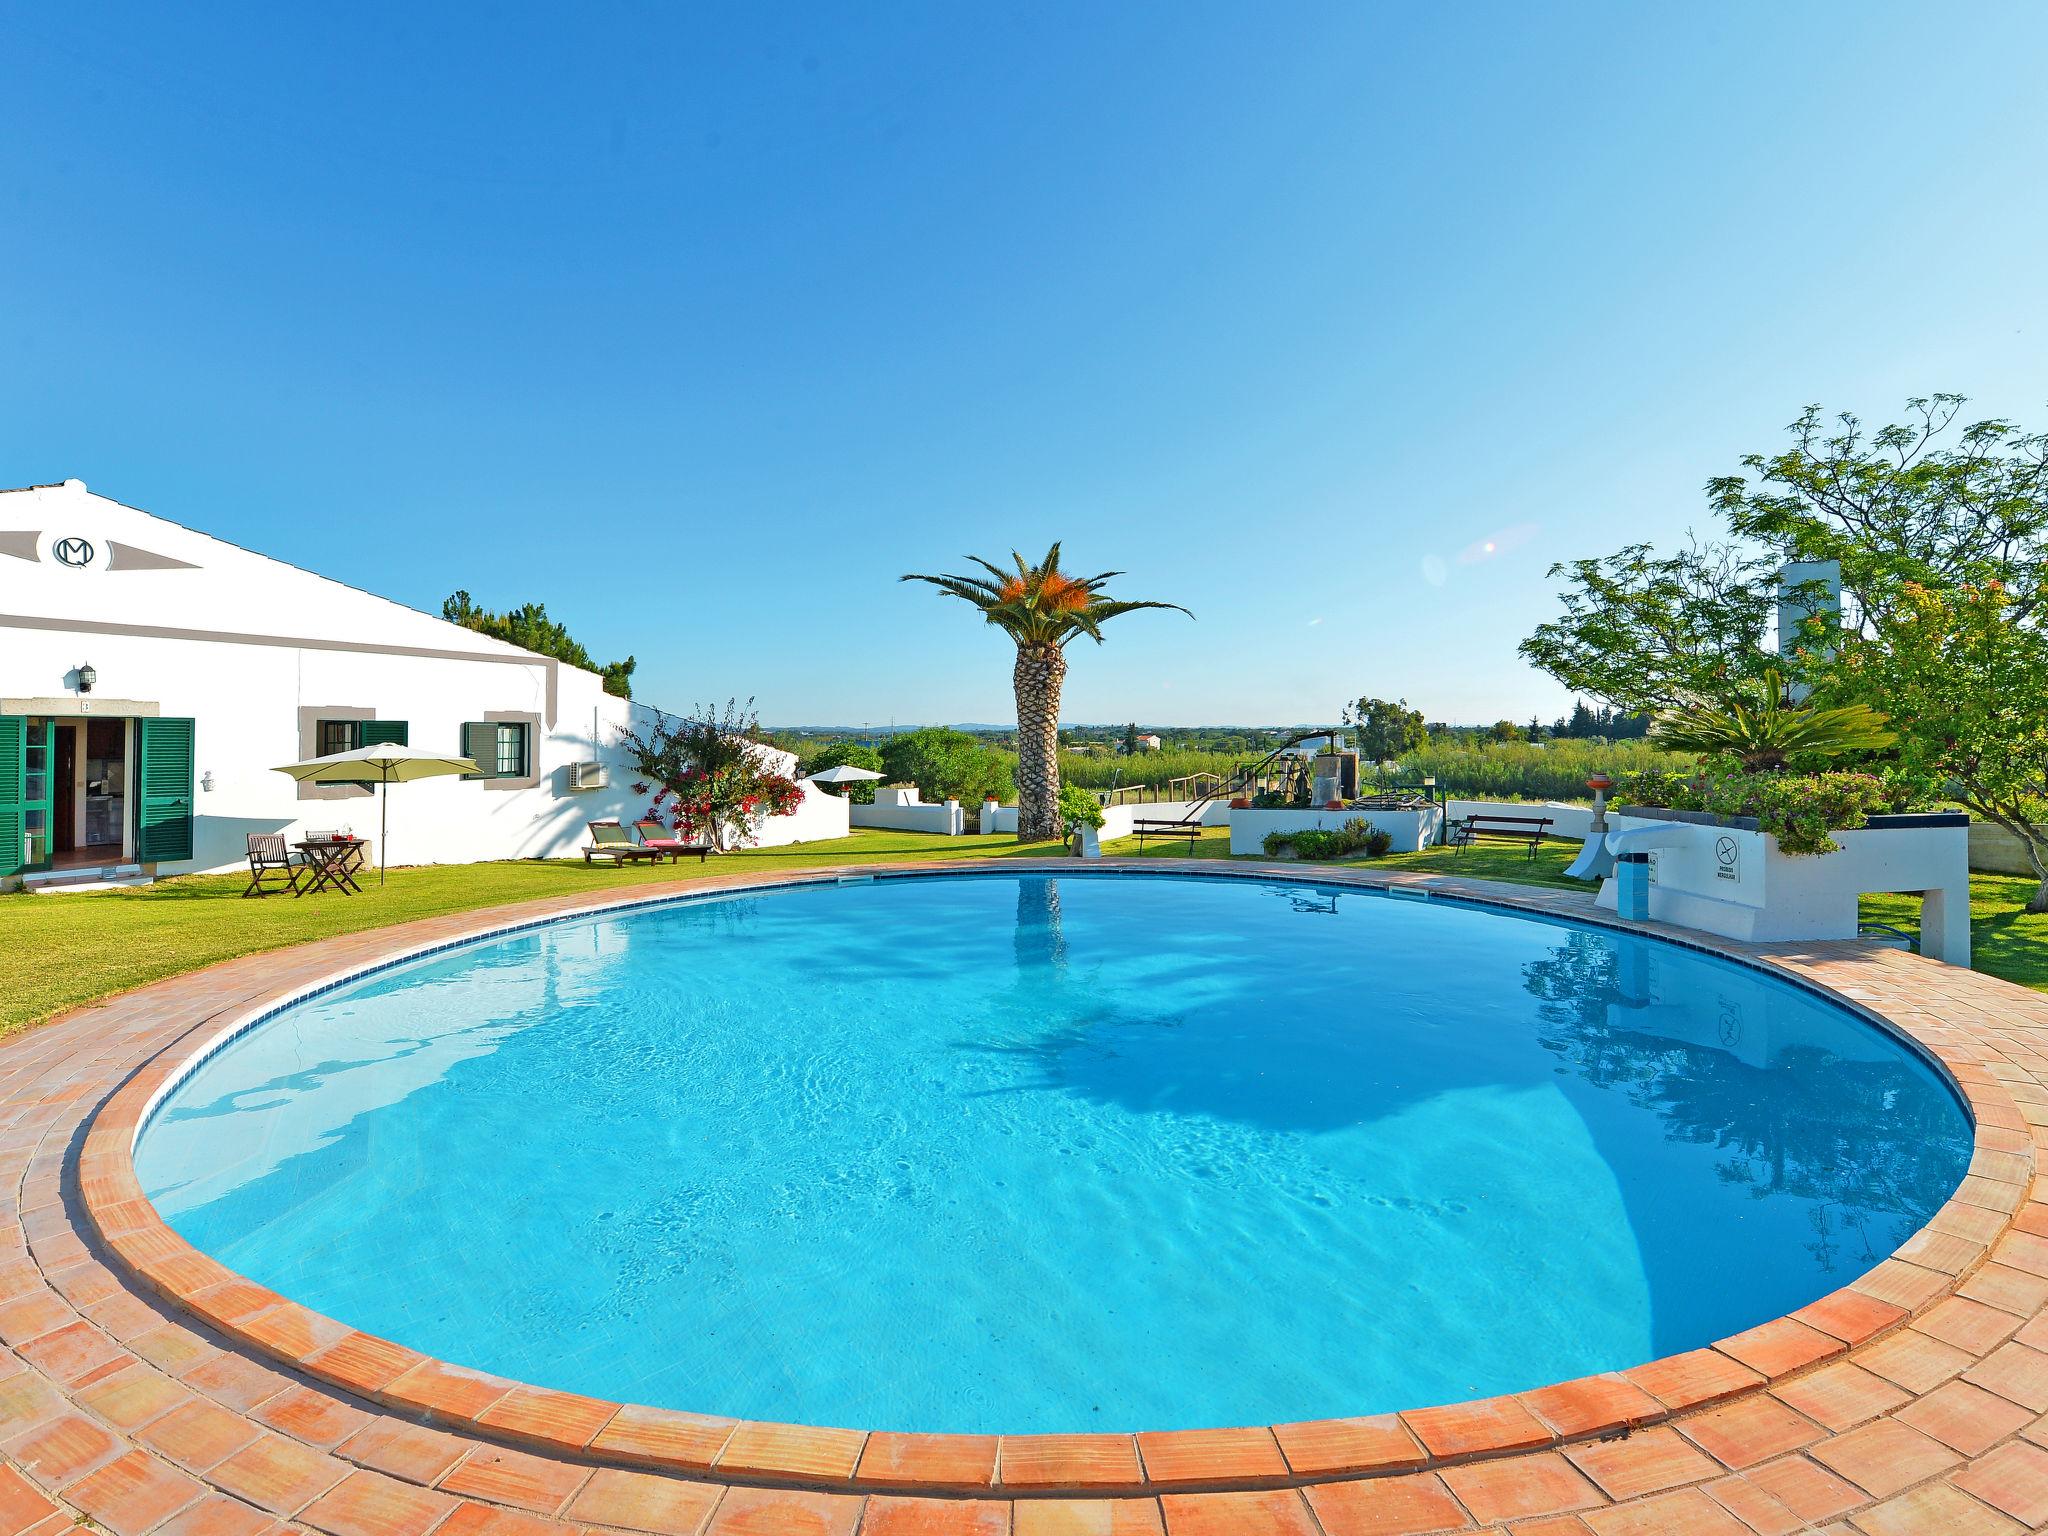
[{"xmin": 565, "ymin": 761, "xmax": 609, "ymax": 791}]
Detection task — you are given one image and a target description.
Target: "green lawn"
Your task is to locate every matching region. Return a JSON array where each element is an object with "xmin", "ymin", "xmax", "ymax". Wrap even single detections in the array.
[
  {"xmin": 5, "ymin": 828, "xmax": 2044, "ymax": 1040},
  {"xmin": 0, "ymin": 831, "xmax": 1062, "ymax": 1037}
]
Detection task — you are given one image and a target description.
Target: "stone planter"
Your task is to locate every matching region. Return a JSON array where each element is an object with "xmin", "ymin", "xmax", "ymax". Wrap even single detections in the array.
[
  {"xmin": 1597, "ymin": 809, "xmax": 1972, "ymax": 965},
  {"xmin": 1228, "ymin": 804, "xmax": 1443, "ymax": 856}
]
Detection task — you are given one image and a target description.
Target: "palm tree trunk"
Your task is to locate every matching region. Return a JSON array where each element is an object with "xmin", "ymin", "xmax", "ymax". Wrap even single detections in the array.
[{"xmin": 1014, "ymin": 642, "xmax": 1066, "ymax": 840}]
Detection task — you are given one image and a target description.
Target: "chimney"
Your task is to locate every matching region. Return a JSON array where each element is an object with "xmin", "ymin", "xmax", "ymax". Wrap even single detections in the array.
[{"xmin": 1776, "ymin": 558, "xmax": 1842, "ymax": 701}]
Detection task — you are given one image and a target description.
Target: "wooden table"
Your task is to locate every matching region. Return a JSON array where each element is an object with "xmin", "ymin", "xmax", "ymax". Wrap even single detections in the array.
[{"xmin": 295, "ymin": 838, "xmax": 366, "ymax": 894}]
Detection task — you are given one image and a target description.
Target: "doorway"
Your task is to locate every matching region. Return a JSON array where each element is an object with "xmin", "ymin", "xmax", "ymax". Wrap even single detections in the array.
[{"xmin": 48, "ymin": 718, "xmax": 128, "ymax": 869}]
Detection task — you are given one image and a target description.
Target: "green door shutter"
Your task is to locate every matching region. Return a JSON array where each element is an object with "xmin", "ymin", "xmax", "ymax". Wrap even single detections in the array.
[
  {"xmin": 359, "ymin": 720, "xmax": 410, "ymax": 747},
  {"xmin": 0, "ymin": 716, "xmax": 23, "ymax": 879},
  {"xmin": 136, "ymin": 717, "xmax": 196, "ymax": 864}
]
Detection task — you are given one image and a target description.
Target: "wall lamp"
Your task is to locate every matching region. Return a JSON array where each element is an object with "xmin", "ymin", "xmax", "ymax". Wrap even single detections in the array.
[{"xmin": 75, "ymin": 662, "xmax": 96, "ymax": 694}]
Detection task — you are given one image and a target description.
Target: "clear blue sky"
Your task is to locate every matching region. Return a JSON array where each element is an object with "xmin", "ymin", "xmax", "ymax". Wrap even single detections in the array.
[{"xmin": 5, "ymin": 4, "xmax": 2044, "ymax": 726}]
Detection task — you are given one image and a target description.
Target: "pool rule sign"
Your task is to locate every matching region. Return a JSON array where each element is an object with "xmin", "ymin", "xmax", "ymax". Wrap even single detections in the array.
[{"xmin": 1715, "ymin": 834, "xmax": 1741, "ymax": 882}]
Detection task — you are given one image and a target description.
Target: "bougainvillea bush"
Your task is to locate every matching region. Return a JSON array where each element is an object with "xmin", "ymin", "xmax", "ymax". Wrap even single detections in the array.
[{"xmin": 621, "ymin": 698, "xmax": 806, "ymax": 851}]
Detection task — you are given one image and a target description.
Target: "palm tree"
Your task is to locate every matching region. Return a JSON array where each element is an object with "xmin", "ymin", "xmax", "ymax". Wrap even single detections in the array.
[
  {"xmin": 1649, "ymin": 672, "xmax": 1897, "ymax": 771},
  {"xmin": 902, "ymin": 546, "xmax": 1190, "ymax": 840}
]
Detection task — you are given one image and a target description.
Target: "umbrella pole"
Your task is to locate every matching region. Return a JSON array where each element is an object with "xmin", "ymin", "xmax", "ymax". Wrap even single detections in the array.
[{"xmin": 380, "ymin": 771, "xmax": 390, "ymax": 886}]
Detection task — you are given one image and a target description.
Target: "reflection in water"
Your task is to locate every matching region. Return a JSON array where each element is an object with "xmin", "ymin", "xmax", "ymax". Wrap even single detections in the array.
[
  {"xmin": 1013, "ymin": 875, "xmax": 1068, "ymax": 974},
  {"xmin": 1523, "ymin": 930, "xmax": 1966, "ymax": 1272}
]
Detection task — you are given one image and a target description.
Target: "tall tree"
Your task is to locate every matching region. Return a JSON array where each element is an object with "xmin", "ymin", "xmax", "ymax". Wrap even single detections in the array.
[
  {"xmin": 1522, "ymin": 393, "xmax": 2048, "ymax": 901},
  {"xmin": 442, "ymin": 591, "xmax": 636, "ymax": 698},
  {"xmin": 1343, "ymin": 697, "xmax": 1427, "ymax": 763},
  {"xmin": 1712, "ymin": 395, "xmax": 2048, "ymax": 627},
  {"xmin": 1831, "ymin": 582, "xmax": 2048, "ymax": 910},
  {"xmin": 1517, "ymin": 541, "xmax": 1780, "ymax": 716},
  {"xmin": 901, "ymin": 547, "xmax": 1189, "ymax": 839}
]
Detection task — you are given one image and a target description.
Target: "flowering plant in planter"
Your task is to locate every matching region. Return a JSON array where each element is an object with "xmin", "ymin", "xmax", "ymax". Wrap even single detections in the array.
[
  {"xmin": 620, "ymin": 698, "xmax": 805, "ymax": 852},
  {"xmin": 1611, "ymin": 767, "xmax": 1906, "ymax": 855}
]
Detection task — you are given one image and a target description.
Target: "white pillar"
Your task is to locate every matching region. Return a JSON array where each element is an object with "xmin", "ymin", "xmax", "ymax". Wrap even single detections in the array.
[{"xmin": 1919, "ymin": 884, "xmax": 1972, "ymax": 968}]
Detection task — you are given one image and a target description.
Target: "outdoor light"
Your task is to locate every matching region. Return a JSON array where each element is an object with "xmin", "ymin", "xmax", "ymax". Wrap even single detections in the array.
[{"xmin": 75, "ymin": 662, "xmax": 96, "ymax": 693}]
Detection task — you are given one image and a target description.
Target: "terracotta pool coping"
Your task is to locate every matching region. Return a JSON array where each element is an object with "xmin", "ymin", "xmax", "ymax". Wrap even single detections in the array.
[{"xmin": 69, "ymin": 860, "xmax": 2034, "ymax": 1503}]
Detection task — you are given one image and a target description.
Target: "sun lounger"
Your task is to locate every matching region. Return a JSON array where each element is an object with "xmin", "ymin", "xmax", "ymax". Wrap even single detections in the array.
[
  {"xmin": 584, "ymin": 820, "xmax": 666, "ymax": 864},
  {"xmin": 634, "ymin": 819, "xmax": 712, "ymax": 863}
]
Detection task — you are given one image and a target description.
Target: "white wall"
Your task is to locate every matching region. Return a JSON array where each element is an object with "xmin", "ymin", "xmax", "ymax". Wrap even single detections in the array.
[
  {"xmin": 849, "ymin": 784, "xmax": 963, "ymax": 835},
  {"xmin": 1229, "ymin": 805, "xmax": 1445, "ymax": 855},
  {"xmin": 1595, "ymin": 813, "xmax": 1972, "ymax": 965},
  {"xmin": 758, "ymin": 781, "xmax": 851, "ymax": 845},
  {"xmin": 980, "ymin": 798, "xmax": 1230, "ymax": 837},
  {"xmin": 1447, "ymin": 799, "xmax": 1595, "ymax": 841}
]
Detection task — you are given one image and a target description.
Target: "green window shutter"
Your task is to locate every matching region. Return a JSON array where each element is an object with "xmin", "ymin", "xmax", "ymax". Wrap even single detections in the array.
[
  {"xmin": 359, "ymin": 720, "xmax": 409, "ymax": 747},
  {"xmin": 136, "ymin": 717, "xmax": 196, "ymax": 864},
  {"xmin": 0, "ymin": 716, "xmax": 23, "ymax": 879},
  {"xmin": 460, "ymin": 722, "xmax": 486, "ymax": 779}
]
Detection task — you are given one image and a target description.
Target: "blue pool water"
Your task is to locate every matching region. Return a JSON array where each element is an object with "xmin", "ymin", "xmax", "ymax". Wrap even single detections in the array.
[{"xmin": 134, "ymin": 872, "xmax": 1971, "ymax": 1434}]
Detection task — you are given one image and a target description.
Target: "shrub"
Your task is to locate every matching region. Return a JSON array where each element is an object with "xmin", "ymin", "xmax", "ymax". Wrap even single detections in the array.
[
  {"xmin": 1262, "ymin": 817, "xmax": 1393, "ymax": 861},
  {"xmin": 1611, "ymin": 767, "xmax": 1904, "ymax": 855},
  {"xmin": 1058, "ymin": 782, "xmax": 1105, "ymax": 836},
  {"xmin": 798, "ymin": 742, "xmax": 884, "ymax": 804},
  {"xmin": 881, "ymin": 727, "xmax": 1016, "ymax": 807}
]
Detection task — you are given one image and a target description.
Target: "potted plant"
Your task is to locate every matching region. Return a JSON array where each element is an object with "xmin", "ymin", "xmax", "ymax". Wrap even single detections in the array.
[{"xmin": 1059, "ymin": 783, "xmax": 1107, "ymax": 857}]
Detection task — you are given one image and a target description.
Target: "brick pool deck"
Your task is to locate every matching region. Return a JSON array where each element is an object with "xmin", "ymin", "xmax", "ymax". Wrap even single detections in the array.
[{"xmin": 4, "ymin": 859, "xmax": 2048, "ymax": 1534}]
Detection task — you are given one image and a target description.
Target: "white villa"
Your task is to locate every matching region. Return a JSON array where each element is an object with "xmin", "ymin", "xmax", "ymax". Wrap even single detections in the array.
[{"xmin": 0, "ymin": 480, "xmax": 845, "ymax": 888}]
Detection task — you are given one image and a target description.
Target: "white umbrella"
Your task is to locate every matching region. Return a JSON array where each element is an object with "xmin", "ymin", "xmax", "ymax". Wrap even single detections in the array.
[
  {"xmin": 805, "ymin": 764, "xmax": 884, "ymax": 786},
  {"xmin": 272, "ymin": 743, "xmax": 480, "ymax": 885}
]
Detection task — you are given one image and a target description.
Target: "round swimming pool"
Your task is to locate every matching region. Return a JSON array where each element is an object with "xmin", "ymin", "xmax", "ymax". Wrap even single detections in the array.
[{"xmin": 133, "ymin": 871, "xmax": 1971, "ymax": 1434}]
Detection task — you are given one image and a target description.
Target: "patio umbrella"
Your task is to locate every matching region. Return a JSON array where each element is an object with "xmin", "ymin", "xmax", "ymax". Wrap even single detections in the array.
[
  {"xmin": 272, "ymin": 743, "xmax": 480, "ymax": 884},
  {"xmin": 804, "ymin": 763, "xmax": 884, "ymax": 797}
]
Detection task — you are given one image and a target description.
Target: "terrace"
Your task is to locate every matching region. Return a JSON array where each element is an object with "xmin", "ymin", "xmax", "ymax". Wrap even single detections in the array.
[{"xmin": 1, "ymin": 829, "xmax": 2047, "ymax": 1535}]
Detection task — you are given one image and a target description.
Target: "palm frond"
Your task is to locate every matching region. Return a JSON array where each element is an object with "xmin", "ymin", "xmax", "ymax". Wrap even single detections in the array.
[
  {"xmin": 904, "ymin": 549, "xmax": 1191, "ymax": 649},
  {"xmin": 1650, "ymin": 674, "xmax": 1897, "ymax": 770}
]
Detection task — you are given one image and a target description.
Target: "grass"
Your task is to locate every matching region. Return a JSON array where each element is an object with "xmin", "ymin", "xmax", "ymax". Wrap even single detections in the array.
[
  {"xmin": 0, "ymin": 830, "xmax": 1064, "ymax": 1037},
  {"xmin": 7, "ymin": 828, "xmax": 2044, "ymax": 1040}
]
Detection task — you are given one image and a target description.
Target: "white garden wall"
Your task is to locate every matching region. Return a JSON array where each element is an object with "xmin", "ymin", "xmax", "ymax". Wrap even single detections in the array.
[
  {"xmin": 1228, "ymin": 805, "xmax": 1444, "ymax": 855},
  {"xmin": 849, "ymin": 784, "xmax": 963, "ymax": 835},
  {"xmin": 1595, "ymin": 812, "xmax": 1972, "ymax": 965},
  {"xmin": 1446, "ymin": 799, "xmax": 1595, "ymax": 841},
  {"xmin": 980, "ymin": 798, "xmax": 1228, "ymax": 838}
]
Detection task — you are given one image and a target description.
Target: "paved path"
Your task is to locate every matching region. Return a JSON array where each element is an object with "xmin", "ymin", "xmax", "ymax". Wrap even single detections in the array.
[{"xmin": 2, "ymin": 860, "xmax": 2047, "ymax": 1534}]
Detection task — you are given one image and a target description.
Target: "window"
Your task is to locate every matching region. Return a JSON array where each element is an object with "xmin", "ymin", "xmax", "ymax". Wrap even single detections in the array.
[
  {"xmin": 462, "ymin": 720, "xmax": 532, "ymax": 781},
  {"xmin": 316, "ymin": 719, "xmax": 407, "ymax": 757},
  {"xmin": 494, "ymin": 722, "xmax": 529, "ymax": 777}
]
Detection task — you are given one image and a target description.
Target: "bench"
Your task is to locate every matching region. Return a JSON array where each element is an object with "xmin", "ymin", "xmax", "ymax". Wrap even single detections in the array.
[
  {"xmin": 1134, "ymin": 815, "xmax": 1203, "ymax": 854},
  {"xmin": 1448, "ymin": 813, "xmax": 1554, "ymax": 860}
]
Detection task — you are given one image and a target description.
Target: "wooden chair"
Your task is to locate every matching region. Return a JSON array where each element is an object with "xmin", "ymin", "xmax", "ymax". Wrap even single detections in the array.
[
  {"xmin": 244, "ymin": 834, "xmax": 306, "ymax": 897},
  {"xmin": 584, "ymin": 820, "xmax": 666, "ymax": 864},
  {"xmin": 634, "ymin": 820, "xmax": 712, "ymax": 863}
]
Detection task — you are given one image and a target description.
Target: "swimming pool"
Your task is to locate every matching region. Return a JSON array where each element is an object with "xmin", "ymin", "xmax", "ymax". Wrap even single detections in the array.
[{"xmin": 132, "ymin": 871, "xmax": 1971, "ymax": 1435}]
